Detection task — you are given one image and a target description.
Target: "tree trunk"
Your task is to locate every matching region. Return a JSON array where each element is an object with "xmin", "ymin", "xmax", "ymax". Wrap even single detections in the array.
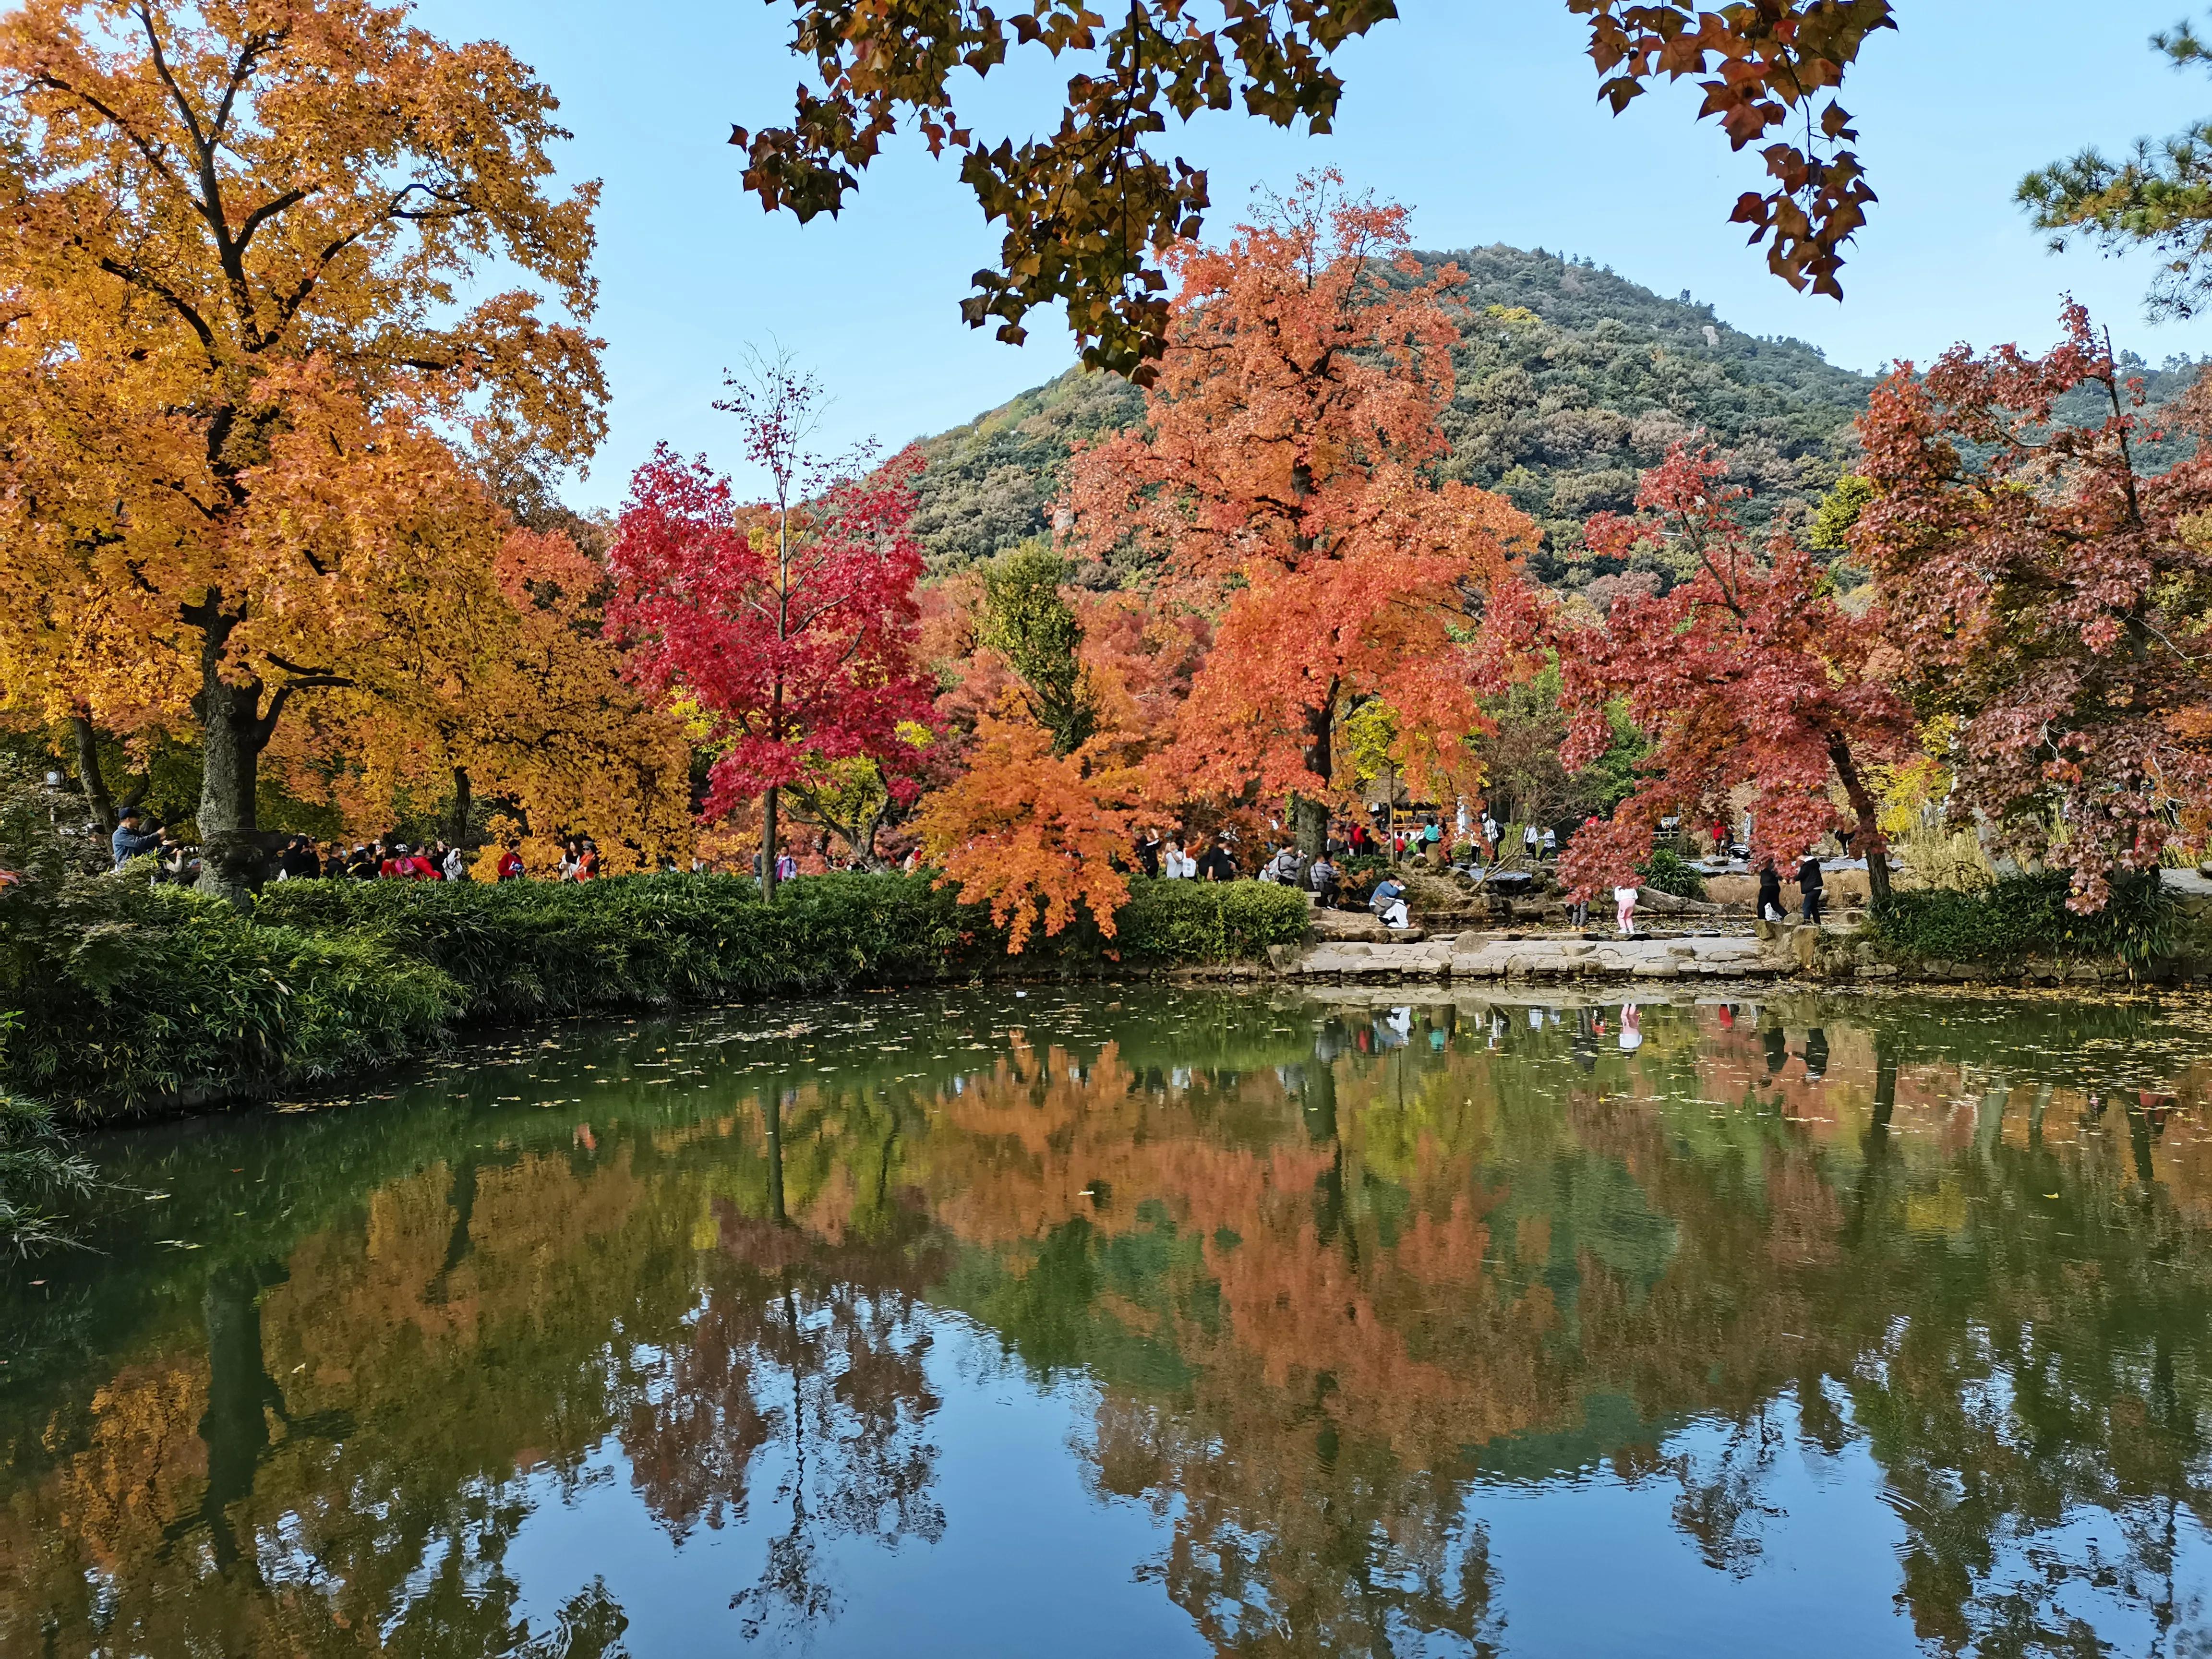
[
  {"xmin": 189, "ymin": 610, "xmax": 274, "ymax": 907},
  {"xmin": 69, "ymin": 714, "xmax": 116, "ymax": 833},
  {"xmin": 1292, "ymin": 693, "xmax": 1336, "ymax": 866},
  {"xmin": 449, "ymin": 766, "xmax": 474, "ymax": 848},
  {"xmin": 194, "ymin": 670, "xmax": 266, "ymax": 905},
  {"xmin": 761, "ymin": 784, "xmax": 781, "ymax": 903},
  {"xmin": 1827, "ymin": 735, "xmax": 1893, "ymax": 904}
]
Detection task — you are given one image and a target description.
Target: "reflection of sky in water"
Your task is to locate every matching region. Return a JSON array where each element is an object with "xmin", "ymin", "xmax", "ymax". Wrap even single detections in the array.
[
  {"xmin": 506, "ymin": 1314, "xmax": 1205, "ymax": 1659},
  {"xmin": 5, "ymin": 986, "xmax": 2212, "ymax": 1656}
]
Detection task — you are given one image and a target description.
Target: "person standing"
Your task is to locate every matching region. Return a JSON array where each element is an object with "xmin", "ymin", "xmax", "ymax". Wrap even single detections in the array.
[
  {"xmin": 1540, "ymin": 825, "xmax": 1557, "ymax": 860},
  {"xmin": 1797, "ymin": 851, "xmax": 1825, "ymax": 925},
  {"xmin": 1613, "ymin": 880, "xmax": 1640, "ymax": 936},
  {"xmin": 1756, "ymin": 859, "xmax": 1784, "ymax": 923},
  {"xmin": 1523, "ymin": 822, "xmax": 1540, "ymax": 860},
  {"xmin": 1198, "ymin": 839, "xmax": 1237, "ymax": 882},
  {"xmin": 496, "ymin": 842, "xmax": 526, "ymax": 882},
  {"xmin": 443, "ymin": 842, "xmax": 470, "ymax": 882},
  {"xmin": 110, "ymin": 808, "xmax": 162, "ymax": 868},
  {"xmin": 1134, "ymin": 827, "xmax": 1162, "ymax": 878}
]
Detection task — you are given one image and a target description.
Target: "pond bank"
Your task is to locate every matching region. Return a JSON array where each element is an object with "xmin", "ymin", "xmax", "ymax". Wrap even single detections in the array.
[{"xmin": 1183, "ymin": 919, "xmax": 2208, "ymax": 989}]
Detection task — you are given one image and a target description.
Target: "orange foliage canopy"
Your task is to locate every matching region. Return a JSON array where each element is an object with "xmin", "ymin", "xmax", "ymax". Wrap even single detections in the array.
[
  {"xmin": 1069, "ymin": 171, "xmax": 1533, "ymax": 853},
  {"xmin": 916, "ymin": 581, "xmax": 1197, "ymax": 950}
]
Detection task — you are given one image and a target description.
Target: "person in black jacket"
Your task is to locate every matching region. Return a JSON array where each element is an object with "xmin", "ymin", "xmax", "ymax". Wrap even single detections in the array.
[
  {"xmin": 1756, "ymin": 860, "xmax": 1783, "ymax": 923},
  {"xmin": 1134, "ymin": 827, "xmax": 1161, "ymax": 879},
  {"xmin": 1796, "ymin": 852, "xmax": 1825, "ymax": 925}
]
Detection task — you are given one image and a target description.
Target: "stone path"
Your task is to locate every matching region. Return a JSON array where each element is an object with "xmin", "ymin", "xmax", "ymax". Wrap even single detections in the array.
[{"xmin": 1270, "ymin": 930, "xmax": 1788, "ymax": 982}]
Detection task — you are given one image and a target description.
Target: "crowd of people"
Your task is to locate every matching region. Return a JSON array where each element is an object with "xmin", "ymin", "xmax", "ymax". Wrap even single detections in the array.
[
  {"xmin": 106, "ymin": 809, "xmax": 613, "ymax": 886},
  {"xmin": 99, "ymin": 795, "xmax": 1841, "ymax": 938}
]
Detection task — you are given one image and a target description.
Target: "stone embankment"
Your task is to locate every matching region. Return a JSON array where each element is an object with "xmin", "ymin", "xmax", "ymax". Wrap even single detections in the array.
[{"xmin": 1268, "ymin": 929, "xmax": 1788, "ymax": 983}]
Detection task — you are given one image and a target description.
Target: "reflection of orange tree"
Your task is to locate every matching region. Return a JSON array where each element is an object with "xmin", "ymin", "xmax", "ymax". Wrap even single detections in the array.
[
  {"xmin": 906, "ymin": 1034, "xmax": 1539, "ymax": 1652},
  {"xmin": 1, "ymin": 1139, "xmax": 693, "ymax": 1658}
]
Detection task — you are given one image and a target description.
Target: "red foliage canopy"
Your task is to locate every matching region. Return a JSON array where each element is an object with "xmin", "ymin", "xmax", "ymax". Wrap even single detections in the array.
[
  {"xmin": 1068, "ymin": 171, "xmax": 1530, "ymax": 848},
  {"xmin": 606, "ymin": 445, "xmax": 933, "ymax": 825},
  {"xmin": 1853, "ymin": 303, "xmax": 2212, "ymax": 907},
  {"xmin": 1553, "ymin": 445, "xmax": 1917, "ymax": 899}
]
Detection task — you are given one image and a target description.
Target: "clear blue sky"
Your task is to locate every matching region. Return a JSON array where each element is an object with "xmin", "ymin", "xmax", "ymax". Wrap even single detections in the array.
[{"xmin": 416, "ymin": 0, "xmax": 2212, "ymax": 508}]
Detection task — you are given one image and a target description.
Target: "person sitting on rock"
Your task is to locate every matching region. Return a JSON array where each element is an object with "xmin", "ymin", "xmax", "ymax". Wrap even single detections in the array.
[
  {"xmin": 1370, "ymin": 874, "xmax": 1411, "ymax": 929},
  {"xmin": 1309, "ymin": 852, "xmax": 1340, "ymax": 909}
]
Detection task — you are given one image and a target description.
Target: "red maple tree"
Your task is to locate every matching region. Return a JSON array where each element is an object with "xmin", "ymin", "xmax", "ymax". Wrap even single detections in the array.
[
  {"xmin": 1552, "ymin": 444, "xmax": 1918, "ymax": 902},
  {"xmin": 1067, "ymin": 171, "xmax": 1531, "ymax": 857},
  {"xmin": 1853, "ymin": 303, "xmax": 2212, "ymax": 908},
  {"xmin": 606, "ymin": 372, "xmax": 932, "ymax": 898}
]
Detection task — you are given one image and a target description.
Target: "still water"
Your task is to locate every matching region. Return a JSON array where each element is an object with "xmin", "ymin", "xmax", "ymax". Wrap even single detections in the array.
[{"xmin": 5, "ymin": 986, "xmax": 2212, "ymax": 1658}]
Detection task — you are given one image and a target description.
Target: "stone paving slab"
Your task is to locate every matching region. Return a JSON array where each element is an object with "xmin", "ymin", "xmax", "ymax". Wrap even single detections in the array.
[{"xmin": 1276, "ymin": 931, "xmax": 1787, "ymax": 983}]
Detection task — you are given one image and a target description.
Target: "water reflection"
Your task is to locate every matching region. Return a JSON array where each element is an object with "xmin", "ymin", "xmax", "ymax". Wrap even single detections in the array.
[{"xmin": 3, "ymin": 988, "xmax": 2211, "ymax": 1657}]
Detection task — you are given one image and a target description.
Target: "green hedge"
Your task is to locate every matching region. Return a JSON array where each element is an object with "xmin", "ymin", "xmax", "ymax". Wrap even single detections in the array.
[
  {"xmin": 1870, "ymin": 871, "xmax": 2181, "ymax": 970},
  {"xmin": 1113, "ymin": 878, "xmax": 1310, "ymax": 965},
  {"xmin": 12, "ymin": 872, "xmax": 1311, "ymax": 1120}
]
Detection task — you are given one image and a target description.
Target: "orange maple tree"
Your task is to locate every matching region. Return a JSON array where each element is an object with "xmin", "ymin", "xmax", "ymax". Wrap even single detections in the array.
[
  {"xmin": 0, "ymin": 0, "xmax": 602, "ymax": 896},
  {"xmin": 1068, "ymin": 172, "xmax": 1533, "ymax": 859},
  {"xmin": 915, "ymin": 549, "xmax": 1136, "ymax": 947}
]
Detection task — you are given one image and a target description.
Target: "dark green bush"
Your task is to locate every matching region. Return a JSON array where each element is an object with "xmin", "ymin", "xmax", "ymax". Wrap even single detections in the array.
[
  {"xmin": 1113, "ymin": 879, "xmax": 1311, "ymax": 963},
  {"xmin": 1870, "ymin": 872, "xmax": 2181, "ymax": 970},
  {"xmin": 1638, "ymin": 847, "xmax": 1708, "ymax": 901},
  {"xmin": 8, "ymin": 886, "xmax": 457, "ymax": 1119},
  {"xmin": 10, "ymin": 868, "xmax": 1310, "ymax": 1119}
]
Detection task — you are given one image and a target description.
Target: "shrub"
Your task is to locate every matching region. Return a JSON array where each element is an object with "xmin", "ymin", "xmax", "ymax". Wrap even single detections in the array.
[
  {"xmin": 1870, "ymin": 871, "xmax": 2181, "ymax": 970},
  {"xmin": 8, "ymin": 870, "xmax": 1311, "ymax": 1119},
  {"xmin": 1638, "ymin": 847, "xmax": 1708, "ymax": 901},
  {"xmin": 1114, "ymin": 879, "xmax": 1311, "ymax": 963},
  {"xmin": 8, "ymin": 886, "xmax": 457, "ymax": 1119},
  {"xmin": 0, "ymin": 1086, "xmax": 97, "ymax": 1256}
]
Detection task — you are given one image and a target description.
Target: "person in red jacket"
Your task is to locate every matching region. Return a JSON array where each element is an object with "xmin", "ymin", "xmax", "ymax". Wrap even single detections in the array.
[{"xmin": 496, "ymin": 843, "xmax": 526, "ymax": 882}]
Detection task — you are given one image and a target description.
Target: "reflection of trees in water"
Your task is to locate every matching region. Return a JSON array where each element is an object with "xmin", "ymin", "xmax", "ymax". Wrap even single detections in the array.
[
  {"xmin": 621, "ymin": 1086, "xmax": 950, "ymax": 1647},
  {"xmin": 8, "ymin": 992, "xmax": 2212, "ymax": 1657},
  {"xmin": 925, "ymin": 1005, "xmax": 2212, "ymax": 1656}
]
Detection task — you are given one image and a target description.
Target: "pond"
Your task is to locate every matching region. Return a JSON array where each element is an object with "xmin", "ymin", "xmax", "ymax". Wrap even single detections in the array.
[{"xmin": 5, "ymin": 985, "xmax": 2212, "ymax": 1658}]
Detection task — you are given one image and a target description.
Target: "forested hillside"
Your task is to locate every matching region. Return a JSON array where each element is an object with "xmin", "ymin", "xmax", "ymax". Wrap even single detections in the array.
[
  {"xmin": 912, "ymin": 243, "xmax": 1874, "ymax": 583},
  {"xmin": 910, "ymin": 242, "xmax": 2208, "ymax": 589}
]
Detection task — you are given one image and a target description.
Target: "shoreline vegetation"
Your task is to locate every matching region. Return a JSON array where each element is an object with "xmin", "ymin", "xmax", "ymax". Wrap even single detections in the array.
[
  {"xmin": 6, "ymin": 871, "xmax": 1311, "ymax": 1126},
  {"xmin": 7, "ymin": 859, "xmax": 2205, "ymax": 1129}
]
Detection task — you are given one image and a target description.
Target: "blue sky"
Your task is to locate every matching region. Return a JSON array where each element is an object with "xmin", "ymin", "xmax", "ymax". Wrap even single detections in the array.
[{"xmin": 416, "ymin": 0, "xmax": 2212, "ymax": 508}]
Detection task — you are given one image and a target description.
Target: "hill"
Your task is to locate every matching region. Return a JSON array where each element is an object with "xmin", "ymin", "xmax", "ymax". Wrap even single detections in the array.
[{"xmin": 907, "ymin": 242, "xmax": 2203, "ymax": 586}]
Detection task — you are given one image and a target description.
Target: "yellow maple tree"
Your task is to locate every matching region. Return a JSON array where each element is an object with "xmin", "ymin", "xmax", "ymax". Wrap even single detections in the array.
[{"xmin": 0, "ymin": 0, "xmax": 604, "ymax": 895}]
